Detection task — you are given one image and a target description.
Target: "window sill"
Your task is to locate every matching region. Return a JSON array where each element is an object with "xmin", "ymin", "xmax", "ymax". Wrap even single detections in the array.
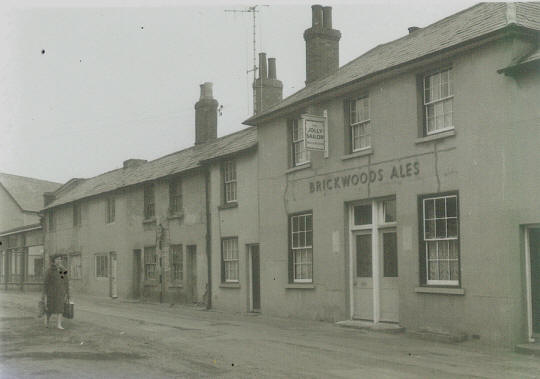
[
  {"xmin": 167, "ymin": 212, "xmax": 184, "ymax": 220},
  {"xmin": 341, "ymin": 147, "xmax": 373, "ymax": 161},
  {"xmin": 220, "ymin": 282, "xmax": 240, "ymax": 288},
  {"xmin": 286, "ymin": 162, "xmax": 311, "ymax": 174},
  {"xmin": 415, "ymin": 129, "xmax": 456, "ymax": 144},
  {"xmin": 218, "ymin": 202, "xmax": 238, "ymax": 210},
  {"xmin": 415, "ymin": 287, "xmax": 464, "ymax": 295},
  {"xmin": 285, "ymin": 283, "xmax": 315, "ymax": 290},
  {"xmin": 142, "ymin": 217, "xmax": 156, "ymax": 224},
  {"xmin": 168, "ymin": 284, "xmax": 183, "ymax": 288}
]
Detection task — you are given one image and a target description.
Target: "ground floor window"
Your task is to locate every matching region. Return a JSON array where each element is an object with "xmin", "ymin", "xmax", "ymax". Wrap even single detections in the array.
[
  {"xmin": 144, "ymin": 246, "xmax": 157, "ymax": 280},
  {"xmin": 222, "ymin": 238, "xmax": 239, "ymax": 282},
  {"xmin": 70, "ymin": 253, "xmax": 82, "ymax": 280},
  {"xmin": 95, "ymin": 254, "xmax": 108, "ymax": 278},
  {"xmin": 27, "ymin": 246, "xmax": 44, "ymax": 282},
  {"xmin": 289, "ymin": 212, "xmax": 313, "ymax": 283},
  {"xmin": 419, "ymin": 192, "xmax": 460, "ymax": 286},
  {"xmin": 170, "ymin": 244, "xmax": 183, "ymax": 284},
  {"xmin": 9, "ymin": 249, "xmax": 24, "ymax": 283}
]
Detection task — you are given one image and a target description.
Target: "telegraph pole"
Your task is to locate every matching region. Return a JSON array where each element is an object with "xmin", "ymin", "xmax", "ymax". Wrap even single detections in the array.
[{"xmin": 225, "ymin": 5, "xmax": 269, "ymax": 114}]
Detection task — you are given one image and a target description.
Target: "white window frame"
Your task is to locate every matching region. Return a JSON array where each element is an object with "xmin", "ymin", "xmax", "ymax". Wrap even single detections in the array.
[
  {"xmin": 291, "ymin": 119, "xmax": 310, "ymax": 167},
  {"xmin": 95, "ymin": 254, "xmax": 108, "ymax": 278},
  {"xmin": 223, "ymin": 160, "xmax": 237, "ymax": 203},
  {"xmin": 350, "ymin": 96, "xmax": 371, "ymax": 152},
  {"xmin": 222, "ymin": 238, "xmax": 239, "ymax": 283},
  {"xmin": 423, "ymin": 68, "xmax": 454, "ymax": 135},
  {"xmin": 422, "ymin": 194, "xmax": 459, "ymax": 286},
  {"xmin": 144, "ymin": 246, "xmax": 157, "ymax": 281},
  {"xmin": 290, "ymin": 213, "xmax": 313, "ymax": 283}
]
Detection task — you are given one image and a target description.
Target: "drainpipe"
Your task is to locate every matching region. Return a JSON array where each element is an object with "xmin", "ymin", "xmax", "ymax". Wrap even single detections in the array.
[{"xmin": 205, "ymin": 167, "xmax": 212, "ymax": 309}]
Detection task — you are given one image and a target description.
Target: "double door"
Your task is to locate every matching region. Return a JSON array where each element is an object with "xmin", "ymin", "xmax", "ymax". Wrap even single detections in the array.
[{"xmin": 350, "ymin": 199, "xmax": 399, "ymax": 323}]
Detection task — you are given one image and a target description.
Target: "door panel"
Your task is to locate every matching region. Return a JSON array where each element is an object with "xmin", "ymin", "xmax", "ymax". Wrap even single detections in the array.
[
  {"xmin": 381, "ymin": 230, "xmax": 398, "ymax": 322},
  {"xmin": 250, "ymin": 245, "xmax": 261, "ymax": 311},
  {"xmin": 530, "ymin": 229, "xmax": 540, "ymax": 334},
  {"xmin": 353, "ymin": 233, "xmax": 373, "ymax": 320}
]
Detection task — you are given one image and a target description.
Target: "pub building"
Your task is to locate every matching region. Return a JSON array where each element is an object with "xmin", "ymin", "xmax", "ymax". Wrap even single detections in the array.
[{"xmin": 243, "ymin": 3, "xmax": 540, "ymax": 347}]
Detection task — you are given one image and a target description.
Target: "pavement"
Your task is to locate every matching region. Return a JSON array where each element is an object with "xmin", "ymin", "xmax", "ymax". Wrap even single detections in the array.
[{"xmin": 1, "ymin": 291, "xmax": 539, "ymax": 378}]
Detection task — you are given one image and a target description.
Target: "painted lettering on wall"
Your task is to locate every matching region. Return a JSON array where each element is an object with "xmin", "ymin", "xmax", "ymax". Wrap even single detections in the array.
[{"xmin": 308, "ymin": 161, "xmax": 420, "ymax": 193}]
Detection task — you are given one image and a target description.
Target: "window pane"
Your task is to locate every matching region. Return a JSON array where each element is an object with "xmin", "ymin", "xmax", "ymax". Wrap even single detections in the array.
[
  {"xmin": 383, "ymin": 199, "xmax": 396, "ymax": 223},
  {"xmin": 435, "ymin": 198, "xmax": 446, "ymax": 218},
  {"xmin": 446, "ymin": 196, "xmax": 457, "ymax": 218},
  {"xmin": 428, "ymin": 260, "xmax": 438, "ymax": 281},
  {"xmin": 427, "ymin": 241, "xmax": 437, "ymax": 259},
  {"xmin": 292, "ymin": 216, "xmax": 299, "ymax": 232},
  {"xmin": 449, "ymin": 240, "xmax": 459, "ymax": 259},
  {"xmin": 439, "ymin": 240, "xmax": 449, "ymax": 259},
  {"xmin": 450, "ymin": 261, "xmax": 459, "ymax": 281},
  {"xmin": 425, "ymin": 219, "xmax": 435, "ymax": 239},
  {"xmin": 354, "ymin": 204, "xmax": 372, "ymax": 225},
  {"xmin": 439, "ymin": 259, "xmax": 450, "ymax": 281},
  {"xmin": 436, "ymin": 219, "xmax": 447, "ymax": 238},
  {"xmin": 383, "ymin": 232, "xmax": 398, "ymax": 277},
  {"xmin": 306, "ymin": 215, "xmax": 312, "ymax": 230},
  {"xmin": 447, "ymin": 218, "xmax": 458, "ymax": 238},
  {"xmin": 425, "ymin": 199, "xmax": 435, "ymax": 219},
  {"xmin": 306, "ymin": 231, "xmax": 313, "ymax": 246},
  {"xmin": 356, "ymin": 234, "xmax": 372, "ymax": 277}
]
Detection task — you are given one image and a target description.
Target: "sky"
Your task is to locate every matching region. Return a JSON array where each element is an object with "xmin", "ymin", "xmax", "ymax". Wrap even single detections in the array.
[{"xmin": 0, "ymin": 0, "xmax": 478, "ymax": 184}]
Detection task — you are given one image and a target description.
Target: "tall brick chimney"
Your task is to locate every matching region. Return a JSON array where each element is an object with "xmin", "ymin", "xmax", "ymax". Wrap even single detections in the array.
[
  {"xmin": 253, "ymin": 52, "xmax": 283, "ymax": 114},
  {"xmin": 194, "ymin": 82, "xmax": 218, "ymax": 145},
  {"xmin": 304, "ymin": 5, "xmax": 341, "ymax": 84}
]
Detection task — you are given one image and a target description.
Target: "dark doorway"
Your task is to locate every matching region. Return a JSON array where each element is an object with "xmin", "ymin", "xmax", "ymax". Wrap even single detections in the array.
[
  {"xmin": 250, "ymin": 245, "xmax": 261, "ymax": 311},
  {"xmin": 530, "ymin": 229, "xmax": 540, "ymax": 334},
  {"xmin": 133, "ymin": 250, "xmax": 141, "ymax": 299},
  {"xmin": 186, "ymin": 245, "xmax": 197, "ymax": 303}
]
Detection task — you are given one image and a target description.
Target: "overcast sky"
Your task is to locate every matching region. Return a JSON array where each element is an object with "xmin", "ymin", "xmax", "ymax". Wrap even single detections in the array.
[{"xmin": 0, "ymin": 0, "xmax": 478, "ymax": 184}]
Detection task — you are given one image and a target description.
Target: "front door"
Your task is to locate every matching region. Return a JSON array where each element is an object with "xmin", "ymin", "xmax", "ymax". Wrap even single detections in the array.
[
  {"xmin": 530, "ymin": 229, "xmax": 540, "ymax": 335},
  {"xmin": 351, "ymin": 199, "xmax": 399, "ymax": 323},
  {"xmin": 249, "ymin": 244, "xmax": 261, "ymax": 312},
  {"xmin": 110, "ymin": 252, "xmax": 118, "ymax": 298},
  {"xmin": 186, "ymin": 245, "xmax": 197, "ymax": 303},
  {"xmin": 133, "ymin": 250, "xmax": 141, "ymax": 299}
]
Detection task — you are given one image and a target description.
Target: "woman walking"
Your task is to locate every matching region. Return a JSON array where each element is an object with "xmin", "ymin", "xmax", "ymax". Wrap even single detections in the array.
[{"xmin": 42, "ymin": 255, "xmax": 69, "ymax": 329}]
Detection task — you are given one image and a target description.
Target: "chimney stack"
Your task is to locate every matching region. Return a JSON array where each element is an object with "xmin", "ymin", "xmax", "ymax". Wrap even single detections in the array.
[
  {"xmin": 195, "ymin": 82, "xmax": 218, "ymax": 145},
  {"xmin": 304, "ymin": 5, "xmax": 341, "ymax": 84},
  {"xmin": 253, "ymin": 53, "xmax": 283, "ymax": 114},
  {"xmin": 408, "ymin": 26, "xmax": 420, "ymax": 34}
]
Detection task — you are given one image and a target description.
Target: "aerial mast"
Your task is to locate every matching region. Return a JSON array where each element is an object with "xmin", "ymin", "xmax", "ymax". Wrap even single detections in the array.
[{"xmin": 225, "ymin": 5, "xmax": 269, "ymax": 114}]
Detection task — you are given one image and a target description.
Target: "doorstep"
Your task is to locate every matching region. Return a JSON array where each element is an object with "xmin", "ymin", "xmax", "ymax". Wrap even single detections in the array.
[
  {"xmin": 336, "ymin": 320, "xmax": 405, "ymax": 334},
  {"xmin": 515, "ymin": 342, "xmax": 540, "ymax": 357}
]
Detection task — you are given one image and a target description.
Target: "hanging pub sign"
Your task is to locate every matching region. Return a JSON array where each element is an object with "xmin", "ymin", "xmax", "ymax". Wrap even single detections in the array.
[{"xmin": 301, "ymin": 114, "xmax": 327, "ymax": 151}]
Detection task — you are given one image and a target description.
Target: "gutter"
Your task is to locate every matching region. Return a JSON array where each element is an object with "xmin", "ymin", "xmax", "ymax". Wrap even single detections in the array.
[{"xmin": 0, "ymin": 224, "xmax": 42, "ymax": 237}]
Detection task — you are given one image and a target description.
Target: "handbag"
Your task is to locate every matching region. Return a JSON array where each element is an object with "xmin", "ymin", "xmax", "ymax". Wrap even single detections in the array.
[{"xmin": 63, "ymin": 300, "xmax": 74, "ymax": 319}]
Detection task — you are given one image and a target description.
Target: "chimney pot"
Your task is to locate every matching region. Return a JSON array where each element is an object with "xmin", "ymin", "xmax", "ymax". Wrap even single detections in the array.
[
  {"xmin": 195, "ymin": 82, "xmax": 218, "ymax": 145},
  {"xmin": 311, "ymin": 5, "xmax": 323, "ymax": 27},
  {"xmin": 258, "ymin": 52, "xmax": 268, "ymax": 79},
  {"xmin": 408, "ymin": 26, "xmax": 420, "ymax": 34},
  {"xmin": 123, "ymin": 159, "xmax": 147, "ymax": 169},
  {"xmin": 322, "ymin": 6, "xmax": 332, "ymax": 29},
  {"xmin": 200, "ymin": 82, "xmax": 213, "ymax": 100},
  {"xmin": 268, "ymin": 58, "xmax": 277, "ymax": 79}
]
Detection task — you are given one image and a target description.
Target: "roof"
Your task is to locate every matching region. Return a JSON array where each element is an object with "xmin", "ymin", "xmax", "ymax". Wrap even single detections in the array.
[
  {"xmin": 45, "ymin": 126, "xmax": 257, "ymax": 209},
  {"xmin": 0, "ymin": 173, "xmax": 61, "ymax": 212},
  {"xmin": 0, "ymin": 223, "xmax": 42, "ymax": 237},
  {"xmin": 244, "ymin": 2, "xmax": 540, "ymax": 125}
]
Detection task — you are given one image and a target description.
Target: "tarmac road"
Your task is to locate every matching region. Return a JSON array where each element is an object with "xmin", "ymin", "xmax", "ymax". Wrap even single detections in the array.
[{"xmin": 0, "ymin": 291, "xmax": 539, "ymax": 378}]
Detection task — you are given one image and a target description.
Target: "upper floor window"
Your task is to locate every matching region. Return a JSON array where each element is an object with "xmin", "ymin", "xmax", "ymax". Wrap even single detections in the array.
[
  {"xmin": 350, "ymin": 96, "xmax": 371, "ymax": 151},
  {"xmin": 419, "ymin": 193, "xmax": 460, "ymax": 286},
  {"xmin": 223, "ymin": 160, "xmax": 237, "ymax": 203},
  {"xmin": 73, "ymin": 203, "xmax": 81, "ymax": 227},
  {"xmin": 424, "ymin": 68, "xmax": 453, "ymax": 135},
  {"xmin": 169, "ymin": 178, "xmax": 183, "ymax": 213},
  {"xmin": 290, "ymin": 119, "xmax": 309, "ymax": 166},
  {"xmin": 143, "ymin": 183, "xmax": 155, "ymax": 219},
  {"xmin": 106, "ymin": 197, "xmax": 115, "ymax": 223},
  {"xmin": 289, "ymin": 212, "xmax": 313, "ymax": 283}
]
